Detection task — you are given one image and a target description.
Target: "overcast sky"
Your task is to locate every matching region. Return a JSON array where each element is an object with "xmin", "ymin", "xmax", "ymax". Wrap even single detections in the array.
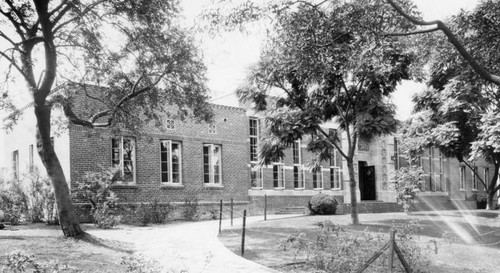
[{"xmin": 182, "ymin": 0, "xmax": 481, "ymax": 119}]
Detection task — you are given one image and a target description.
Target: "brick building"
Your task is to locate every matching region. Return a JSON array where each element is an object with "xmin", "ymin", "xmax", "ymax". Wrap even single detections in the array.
[{"xmin": 1, "ymin": 92, "xmax": 493, "ymax": 218}]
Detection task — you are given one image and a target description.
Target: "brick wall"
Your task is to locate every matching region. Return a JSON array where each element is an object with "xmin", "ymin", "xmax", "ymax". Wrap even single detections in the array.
[{"xmin": 69, "ymin": 104, "xmax": 250, "ymax": 207}]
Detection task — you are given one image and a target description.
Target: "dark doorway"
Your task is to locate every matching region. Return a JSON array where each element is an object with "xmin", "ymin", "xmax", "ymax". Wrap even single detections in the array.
[{"xmin": 359, "ymin": 161, "xmax": 376, "ymax": 201}]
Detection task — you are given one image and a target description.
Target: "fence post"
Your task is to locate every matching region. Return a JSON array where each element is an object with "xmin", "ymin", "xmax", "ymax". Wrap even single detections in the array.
[
  {"xmin": 231, "ymin": 198, "xmax": 234, "ymax": 226},
  {"xmin": 388, "ymin": 229, "xmax": 396, "ymax": 273},
  {"xmin": 219, "ymin": 199, "xmax": 223, "ymax": 234},
  {"xmin": 241, "ymin": 209, "xmax": 247, "ymax": 256},
  {"xmin": 264, "ymin": 194, "xmax": 267, "ymax": 221}
]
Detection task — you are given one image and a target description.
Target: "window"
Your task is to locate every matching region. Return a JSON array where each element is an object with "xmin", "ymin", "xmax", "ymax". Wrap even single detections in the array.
[
  {"xmin": 112, "ymin": 137, "xmax": 136, "ymax": 184},
  {"xmin": 29, "ymin": 144, "xmax": 34, "ymax": 172},
  {"xmin": 472, "ymin": 166, "xmax": 478, "ymax": 191},
  {"xmin": 484, "ymin": 168, "xmax": 490, "ymax": 191},
  {"xmin": 330, "ymin": 150, "xmax": 342, "ymax": 190},
  {"xmin": 293, "ymin": 140, "xmax": 305, "ymax": 189},
  {"xmin": 313, "ymin": 169, "xmax": 324, "ymax": 189},
  {"xmin": 160, "ymin": 140, "xmax": 182, "ymax": 184},
  {"xmin": 203, "ymin": 144, "xmax": 222, "ymax": 184},
  {"xmin": 273, "ymin": 161, "xmax": 285, "ymax": 188},
  {"xmin": 208, "ymin": 124, "xmax": 217, "ymax": 134},
  {"xmin": 12, "ymin": 150, "xmax": 19, "ymax": 180},
  {"xmin": 166, "ymin": 119, "xmax": 175, "ymax": 130},
  {"xmin": 459, "ymin": 166, "xmax": 466, "ymax": 190},
  {"xmin": 249, "ymin": 118, "xmax": 259, "ymax": 162},
  {"xmin": 249, "ymin": 118, "xmax": 263, "ymax": 188},
  {"xmin": 438, "ymin": 150, "xmax": 445, "ymax": 191}
]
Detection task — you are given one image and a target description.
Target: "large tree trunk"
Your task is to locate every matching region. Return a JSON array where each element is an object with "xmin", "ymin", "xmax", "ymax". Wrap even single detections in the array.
[
  {"xmin": 347, "ymin": 158, "xmax": 360, "ymax": 225},
  {"xmin": 34, "ymin": 104, "xmax": 83, "ymax": 237},
  {"xmin": 486, "ymin": 163, "xmax": 500, "ymax": 210},
  {"xmin": 486, "ymin": 191, "xmax": 495, "ymax": 210}
]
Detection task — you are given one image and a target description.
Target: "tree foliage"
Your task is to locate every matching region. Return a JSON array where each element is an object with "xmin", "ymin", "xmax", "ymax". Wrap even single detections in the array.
[
  {"xmin": 399, "ymin": 0, "xmax": 500, "ymax": 209},
  {"xmin": 207, "ymin": 0, "xmax": 421, "ymax": 224},
  {"xmin": 0, "ymin": 0, "xmax": 212, "ymax": 236}
]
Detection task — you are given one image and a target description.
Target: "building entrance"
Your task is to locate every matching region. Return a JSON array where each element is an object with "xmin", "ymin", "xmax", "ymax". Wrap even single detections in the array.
[{"xmin": 359, "ymin": 161, "xmax": 376, "ymax": 201}]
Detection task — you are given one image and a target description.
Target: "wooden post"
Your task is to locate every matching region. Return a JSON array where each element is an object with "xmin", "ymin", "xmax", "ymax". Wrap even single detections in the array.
[
  {"xmin": 219, "ymin": 199, "xmax": 223, "ymax": 234},
  {"xmin": 355, "ymin": 242, "xmax": 390, "ymax": 273},
  {"xmin": 394, "ymin": 242, "xmax": 412, "ymax": 273},
  {"xmin": 388, "ymin": 229, "xmax": 396, "ymax": 273},
  {"xmin": 241, "ymin": 209, "xmax": 247, "ymax": 256},
  {"xmin": 231, "ymin": 198, "xmax": 234, "ymax": 226},
  {"xmin": 264, "ymin": 194, "xmax": 267, "ymax": 221}
]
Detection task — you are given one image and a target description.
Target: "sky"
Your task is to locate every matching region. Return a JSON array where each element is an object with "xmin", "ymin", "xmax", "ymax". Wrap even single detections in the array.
[{"xmin": 181, "ymin": 0, "xmax": 481, "ymax": 120}]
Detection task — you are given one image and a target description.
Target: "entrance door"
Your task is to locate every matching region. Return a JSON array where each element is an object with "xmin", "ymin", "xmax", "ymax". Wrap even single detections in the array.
[{"xmin": 359, "ymin": 162, "xmax": 376, "ymax": 201}]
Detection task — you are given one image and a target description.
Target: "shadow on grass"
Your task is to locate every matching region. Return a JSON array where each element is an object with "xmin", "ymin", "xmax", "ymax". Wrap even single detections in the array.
[{"xmin": 77, "ymin": 232, "xmax": 134, "ymax": 254}]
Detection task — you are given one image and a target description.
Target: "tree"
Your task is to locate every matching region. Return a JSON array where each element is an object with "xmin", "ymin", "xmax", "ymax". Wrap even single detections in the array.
[
  {"xmin": 220, "ymin": 0, "xmax": 420, "ymax": 224},
  {"xmin": 398, "ymin": 0, "xmax": 500, "ymax": 209},
  {"xmin": 0, "ymin": 0, "xmax": 212, "ymax": 237}
]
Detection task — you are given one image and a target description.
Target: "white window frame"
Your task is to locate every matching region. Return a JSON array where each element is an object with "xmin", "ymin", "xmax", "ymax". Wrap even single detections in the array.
[
  {"xmin": 112, "ymin": 137, "xmax": 136, "ymax": 184},
  {"xmin": 313, "ymin": 168, "xmax": 324, "ymax": 189},
  {"xmin": 249, "ymin": 118, "xmax": 259, "ymax": 162},
  {"xmin": 29, "ymin": 144, "xmax": 34, "ymax": 172},
  {"xmin": 12, "ymin": 150, "xmax": 19, "ymax": 180},
  {"xmin": 203, "ymin": 144, "xmax": 222, "ymax": 185},
  {"xmin": 250, "ymin": 163, "xmax": 263, "ymax": 188},
  {"xmin": 273, "ymin": 162, "xmax": 285, "ymax": 189},
  {"xmin": 484, "ymin": 168, "xmax": 490, "ymax": 191},
  {"xmin": 472, "ymin": 166, "xmax": 478, "ymax": 191},
  {"xmin": 459, "ymin": 166, "xmax": 466, "ymax": 190},
  {"xmin": 160, "ymin": 140, "xmax": 182, "ymax": 184},
  {"xmin": 293, "ymin": 140, "xmax": 305, "ymax": 189},
  {"xmin": 330, "ymin": 150, "xmax": 342, "ymax": 190}
]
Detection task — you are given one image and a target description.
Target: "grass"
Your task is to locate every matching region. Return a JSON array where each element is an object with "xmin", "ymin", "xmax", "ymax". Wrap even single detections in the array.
[
  {"xmin": 218, "ymin": 211, "xmax": 500, "ymax": 273},
  {"xmin": 0, "ymin": 223, "xmax": 133, "ymax": 272}
]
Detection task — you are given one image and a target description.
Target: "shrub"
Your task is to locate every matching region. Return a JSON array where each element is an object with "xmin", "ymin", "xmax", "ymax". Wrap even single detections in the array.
[
  {"xmin": 134, "ymin": 200, "xmax": 174, "ymax": 226},
  {"xmin": 278, "ymin": 220, "xmax": 437, "ymax": 272},
  {"xmin": 0, "ymin": 168, "xmax": 57, "ymax": 225},
  {"xmin": 182, "ymin": 197, "xmax": 199, "ymax": 221},
  {"xmin": 22, "ymin": 169, "xmax": 56, "ymax": 223},
  {"xmin": 0, "ymin": 180, "xmax": 28, "ymax": 225},
  {"xmin": 73, "ymin": 167, "xmax": 122, "ymax": 228},
  {"xmin": 121, "ymin": 255, "xmax": 164, "ymax": 273},
  {"xmin": 390, "ymin": 167, "xmax": 424, "ymax": 214},
  {"xmin": 2, "ymin": 251, "xmax": 76, "ymax": 272},
  {"xmin": 135, "ymin": 203, "xmax": 152, "ymax": 226},
  {"xmin": 308, "ymin": 194, "xmax": 338, "ymax": 215}
]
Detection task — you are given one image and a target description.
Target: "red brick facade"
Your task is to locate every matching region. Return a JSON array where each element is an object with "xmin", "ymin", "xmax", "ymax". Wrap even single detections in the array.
[{"xmin": 69, "ymin": 104, "xmax": 250, "ymax": 204}]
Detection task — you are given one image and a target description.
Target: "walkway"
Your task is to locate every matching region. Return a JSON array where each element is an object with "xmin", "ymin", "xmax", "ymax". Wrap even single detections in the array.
[{"xmin": 88, "ymin": 214, "xmax": 297, "ymax": 273}]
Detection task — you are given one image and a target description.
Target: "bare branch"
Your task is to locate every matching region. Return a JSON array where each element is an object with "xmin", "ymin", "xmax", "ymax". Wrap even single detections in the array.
[
  {"xmin": 386, "ymin": 0, "xmax": 500, "ymax": 86},
  {"xmin": 384, "ymin": 27, "xmax": 439, "ymax": 36}
]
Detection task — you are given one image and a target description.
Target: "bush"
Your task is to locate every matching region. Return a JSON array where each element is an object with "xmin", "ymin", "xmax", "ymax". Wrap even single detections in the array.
[
  {"xmin": 2, "ymin": 251, "xmax": 76, "ymax": 272},
  {"xmin": 182, "ymin": 198, "xmax": 199, "ymax": 221},
  {"xmin": 390, "ymin": 167, "xmax": 423, "ymax": 214},
  {"xmin": 134, "ymin": 200, "xmax": 174, "ymax": 226},
  {"xmin": 0, "ymin": 168, "xmax": 57, "ymax": 225},
  {"xmin": 308, "ymin": 194, "xmax": 338, "ymax": 215},
  {"xmin": 73, "ymin": 167, "xmax": 122, "ymax": 228},
  {"xmin": 278, "ymin": 220, "xmax": 437, "ymax": 272}
]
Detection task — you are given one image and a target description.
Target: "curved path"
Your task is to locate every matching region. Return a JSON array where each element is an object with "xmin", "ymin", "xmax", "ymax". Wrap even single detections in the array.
[{"xmin": 88, "ymin": 215, "xmax": 295, "ymax": 273}]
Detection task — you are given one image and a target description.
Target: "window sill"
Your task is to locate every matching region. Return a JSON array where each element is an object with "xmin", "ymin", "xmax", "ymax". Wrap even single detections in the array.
[
  {"xmin": 313, "ymin": 188, "xmax": 324, "ymax": 191},
  {"xmin": 251, "ymin": 187, "xmax": 263, "ymax": 190},
  {"xmin": 204, "ymin": 184, "xmax": 224, "ymax": 189},
  {"xmin": 161, "ymin": 184, "xmax": 184, "ymax": 189},
  {"xmin": 294, "ymin": 188, "xmax": 305, "ymax": 191},
  {"xmin": 331, "ymin": 188, "xmax": 341, "ymax": 191},
  {"xmin": 111, "ymin": 184, "xmax": 138, "ymax": 189},
  {"xmin": 274, "ymin": 187, "xmax": 285, "ymax": 190}
]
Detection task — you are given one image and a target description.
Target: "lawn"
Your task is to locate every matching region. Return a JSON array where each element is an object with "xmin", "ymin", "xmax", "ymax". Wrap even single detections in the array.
[
  {"xmin": 0, "ymin": 223, "xmax": 134, "ymax": 272},
  {"xmin": 218, "ymin": 211, "xmax": 500, "ymax": 273}
]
